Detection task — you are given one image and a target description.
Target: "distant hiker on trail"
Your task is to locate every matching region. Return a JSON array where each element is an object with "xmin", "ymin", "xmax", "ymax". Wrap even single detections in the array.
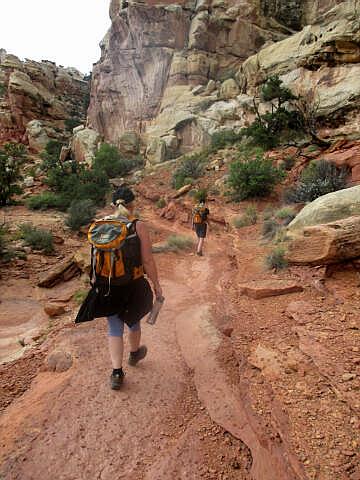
[
  {"xmin": 192, "ymin": 194, "xmax": 209, "ymax": 256},
  {"xmin": 75, "ymin": 186, "xmax": 163, "ymax": 390}
]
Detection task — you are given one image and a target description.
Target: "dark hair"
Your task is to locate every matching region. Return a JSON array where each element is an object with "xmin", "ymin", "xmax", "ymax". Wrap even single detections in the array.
[{"xmin": 112, "ymin": 185, "xmax": 135, "ymax": 205}]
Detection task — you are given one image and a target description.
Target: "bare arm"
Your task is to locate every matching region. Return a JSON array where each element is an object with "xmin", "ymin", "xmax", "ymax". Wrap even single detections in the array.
[{"xmin": 136, "ymin": 221, "xmax": 163, "ymax": 298}]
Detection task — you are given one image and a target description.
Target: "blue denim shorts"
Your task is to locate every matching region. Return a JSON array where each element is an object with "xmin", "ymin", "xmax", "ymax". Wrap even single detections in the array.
[{"xmin": 107, "ymin": 314, "xmax": 141, "ymax": 337}]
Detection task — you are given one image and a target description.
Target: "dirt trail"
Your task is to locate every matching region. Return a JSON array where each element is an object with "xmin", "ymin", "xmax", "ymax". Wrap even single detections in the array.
[
  {"xmin": 0, "ymin": 216, "xmax": 252, "ymax": 480},
  {"xmin": 1, "ymin": 204, "xmax": 359, "ymax": 480}
]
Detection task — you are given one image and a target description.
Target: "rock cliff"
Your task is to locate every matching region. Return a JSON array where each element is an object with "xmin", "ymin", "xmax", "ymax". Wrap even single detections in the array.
[
  {"xmin": 88, "ymin": 0, "xmax": 358, "ymax": 162},
  {"xmin": 0, "ymin": 50, "xmax": 90, "ymax": 151}
]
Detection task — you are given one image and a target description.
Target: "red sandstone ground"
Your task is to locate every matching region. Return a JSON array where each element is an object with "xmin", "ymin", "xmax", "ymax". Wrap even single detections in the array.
[{"xmin": 0, "ymin": 164, "xmax": 359, "ymax": 480}]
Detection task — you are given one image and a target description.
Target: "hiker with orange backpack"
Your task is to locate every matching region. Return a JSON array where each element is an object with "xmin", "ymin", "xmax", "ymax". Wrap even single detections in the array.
[
  {"xmin": 192, "ymin": 195, "xmax": 209, "ymax": 256},
  {"xmin": 75, "ymin": 186, "xmax": 163, "ymax": 390}
]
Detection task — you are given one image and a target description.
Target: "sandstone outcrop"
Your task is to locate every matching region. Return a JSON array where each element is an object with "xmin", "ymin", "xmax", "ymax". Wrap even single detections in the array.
[
  {"xmin": 288, "ymin": 185, "xmax": 360, "ymax": 230},
  {"xmin": 0, "ymin": 50, "xmax": 89, "ymax": 149},
  {"xmin": 88, "ymin": 0, "xmax": 358, "ymax": 161},
  {"xmin": 287, "ymin": 216, "xmax": 360, "ymax": 265},
  {"xmin": 70, "ymin": 126, "xmax": 101, "ymax": 164}
]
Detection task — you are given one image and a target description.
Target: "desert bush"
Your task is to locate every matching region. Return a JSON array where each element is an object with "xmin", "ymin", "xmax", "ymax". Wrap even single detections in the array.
[
  {"xmin": 284, "ymin": 159, "xmax": 349, "ymax": 203},
  {"xmin": 65, "ymin": 199, "xmax": 96, "ymax": 231},
  {"xmin": 38, "ymin": 141, "xmax": 110, "ymax": 209},
  {"xmin": 64, "ymin": 117, "xmax": 82, "ymax": 131},
  {"xmin": 265, "ymin": 246, "xmax": 288, "ymax": 270},
  {"xmin": 0, "ymin": 82, "xmax": 6, "ymax": 96},
  {"xmin": 210, "ymin": 130, "xmax": 243, "ymax": 151},
  {"xmin": 245, "ymin": 76, "xmax": 304, "ymax": 150},
  {"xmin": 27, "ymin": 192, "xmax": 69, "ymax": 211},
  {"xmin": 228, "ymin": 155, "xmax": 285, "ymax": 200},
  {"xmin": 281, "ymin": 156, "xmax": 296, "ymax": 171},
  {"xmin": 18, "ymin": 223, "xmax": 54, "ymax": 254},
  {"xmin": 93, "ymin": 143, "xmax": 143, "ymax": 178},
  {"xmin": 156, "ymin": 198, "xmax": 166, "ymax": 209},
  {"xmin": 262, "ymin": 218, "xmax": 280, "ymax": 240},
  {"xmin": 194, "ymin": 189, "xmax": 208, "ymax": 203},
  {"xmin": 166, "ymin": 235, "xmax": 194, "ymax": 251},
  {"xmin": 0, "ymin": 143, "xmax": 27, "ymax": 206},
  {"xmin": 275, "ymin": 206, "xmax": 296, "ymax": 222},
  {"xmin": 233, "ymin": 205, "xmax": 258, "ymax": 228},
  {"xmin": 73, "ymin": 289, "xmax": 88, "ymax": 305},
  {"xmin": 0, "ymin": 224, "xmax": 7, "ymax": 259},
  {"xmin": 262, "ymin": 206, "xmax": 274, "ymax": 221},
  {"xmin": 172, "ymin": 153, "xmax": 206, "ymax": 189},
  {"xmin": 40, "ymin": 140, "xmax": 64, "ymax": 171}
]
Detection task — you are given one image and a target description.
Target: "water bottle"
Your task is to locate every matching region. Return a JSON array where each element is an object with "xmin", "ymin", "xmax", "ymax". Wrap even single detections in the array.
[{"xmin": 146, "ymin": 296, "xmax": 165, "ymax": 325}]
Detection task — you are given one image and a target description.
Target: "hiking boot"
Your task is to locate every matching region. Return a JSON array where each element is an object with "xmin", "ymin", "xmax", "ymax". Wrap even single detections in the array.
[
  {"xmin": 110, "ymin": 370, "xmax": 125, "ymax": 390},
  {"xmin": 197, "ymin": 251, "xmax": 203, "ymax": 256},
  {"xmin": 128, "ymin": 345, "xmax": 147, "ymax": 366}
]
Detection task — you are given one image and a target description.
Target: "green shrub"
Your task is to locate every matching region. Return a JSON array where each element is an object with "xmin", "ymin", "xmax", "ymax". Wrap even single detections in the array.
[
  {"xmin": 18, "ymin": 223, "xmax": 54, "ymax": 254},
  {"xmin": 66, "ymin": 199, "xmax": 96, "ymax": 231},
  {"xmin": 281, "ymin": 156, "xmax": 296, "ymax": 171},
  {"xmin": 40, "ymin": 140, "xmax": 64, "ymax": 171},
  {"xmin": 245, "ymin": 76, "xmax": 303, "ymax": 150},
  {"xmin": 0, "ymin": 143, "xmax": 27, "ymax": 206},
  {"xmin": 0, "ymin": 224, "xmax": 7, "ymax": 259},
  {"xmin": 27, "ymin": 192, "xmax": 69, "ymax": 211},
  {"xmin": 166, "ymin": 235, "xmax": 194, "ymax": 251},
  {"xmin": 228, "ymin": 155, "xmax": 285, "ymax": 200},
  {"xmin": 265, "ymin": 247, "xmax": 288, "ymax": 270},
  {"xmin": 233, "ymin": 205, "xmax": 258, "ymax": 228},
  {"xmin": 172, "ymin": 153, "xmax": 206, "ymax": 189},
  {"xmin": 245, "ymin": 205, "xmax": 257, "ymax": 224},
  {"xmin": 262, "ymin": 218, "xmax": 280, "ymax": 240},
  {"xmin": 210, "ymin": 130, "xmax": 243, "ymax": 151},
  {"xmin": 194, "ymin": 189, "xmax": 208, "ymax": 203},
  {"xmin": 73, "ymin": 289, "xmax": 88, "ymax": 305},
  {"xmin": 156, "ymin": 198, "xmax": 166, "ymax": 209},
  {"xmin": 262, "ymin": 206, "xmax": 274, "ymax": 221},
  {"xmin": 93, "ymin": 143, "xmax": 143, "ymax": 178},
  {"xmin": 275, "ymin": 206, "xmax": 296, "ymax": 221},
  {"xmin": 284, "ymin": 159, "xmax": 349, "ymax": 203},
  {"xmin": 64, "ymin": 118, "xmax": 82, "ymax": 131}
]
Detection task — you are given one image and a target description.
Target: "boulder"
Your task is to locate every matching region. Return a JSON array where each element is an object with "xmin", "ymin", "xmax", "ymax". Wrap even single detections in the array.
[
  {"xmin": 23, "ymin": 176, "xmax": 34, "ymax": 188},
  {"xmin": 146, "ymin": 137, "xmax": 166, "ymax": 165},
  {"xmin": 26, "ymin": 120, "xmax": 51, "ymax": 152},
  {"xmin": 45, "ymin": 350, "xmax": 73, "ymax": 372},
  {"xmin": 118, "ymin": 131, "xmax": 140, "ymax": 155},
  {"xmin": 248, "ymin": 344, "xmax": 283, "ymax": 379},
  {"xmin": 286, "ymin": 215, "xmax": 360, "ymax": 265},
  {"xmin": 71, "ymin": 128, "xmax": 101, "ymax": 165},
  {"xmin": 60, "ymin": 146, "xmax": 71, "ymax": 162},
  {"xmin": 220, "ymin": 78, "xmax": 240, "ymax": 100},
  {"xmin": 288, "ymin": 185, "xmax": 360, "ymax": 231},
  {"xmin": 160, "ymin": 201, "xmax": 177, "ymax": 220},
  {"xmin": 44, "ymin": 303, "xmax": 66, "ymax": 317},
  {"xmin": 38, "ymin": 257, "xmax": 81, "ymax": 288},
  {"xmin": 322, "ymin": 141, "xmax": 360, "ymax": 183}
]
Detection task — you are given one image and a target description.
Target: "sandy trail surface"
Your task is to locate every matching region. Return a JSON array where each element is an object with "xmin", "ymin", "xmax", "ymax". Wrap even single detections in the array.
[
  {"xmin": 1, "ymin": 204, "xmax": 359, "ymax": 480},
  {"xmin": 0, "ymin": 219, "xmax": 253, "ymax": 480}
]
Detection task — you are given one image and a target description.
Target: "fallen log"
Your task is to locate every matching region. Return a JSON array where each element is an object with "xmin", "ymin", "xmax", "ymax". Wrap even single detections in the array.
[{"xmin": 286, "ymin": 215, "xmax": 360, "ymax": 265}]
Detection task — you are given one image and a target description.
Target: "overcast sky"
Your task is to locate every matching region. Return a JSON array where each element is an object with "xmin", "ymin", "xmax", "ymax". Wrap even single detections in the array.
[{"xmin": 0, "ymin": 0, "xmax": 111, "ymax": 74}]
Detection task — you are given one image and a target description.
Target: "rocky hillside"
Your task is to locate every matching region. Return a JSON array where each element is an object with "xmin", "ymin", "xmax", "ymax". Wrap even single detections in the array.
[
  {"xmin": 88, "ymin": 0, "xmax": 359, "ymax": 163},
  {"xmin": 0, "ymin": 49, "xmax": 90, "ymax": 151}
]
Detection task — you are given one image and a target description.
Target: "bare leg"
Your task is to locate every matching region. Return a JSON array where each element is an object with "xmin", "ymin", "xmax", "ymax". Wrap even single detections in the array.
[
  {"xmin": 197, "ymin": 237, "xmax": 204, "ymax": 254},
  {"xmin": 129, "ymin": 328, "xmax": 141, "ymax": 353},
  {"xmin": 108, "ymin": 336, "xmax": 124, "ymax": 369}
]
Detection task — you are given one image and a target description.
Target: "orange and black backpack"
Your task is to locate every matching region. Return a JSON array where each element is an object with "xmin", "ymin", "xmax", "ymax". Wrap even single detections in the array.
[
  {"xmin": 88, "ymin": 216, "xmax": 143, "ymax": 294},
  {"xmin": 192, "ymin": 205, "xmax": 207, "ymax": 225}
]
